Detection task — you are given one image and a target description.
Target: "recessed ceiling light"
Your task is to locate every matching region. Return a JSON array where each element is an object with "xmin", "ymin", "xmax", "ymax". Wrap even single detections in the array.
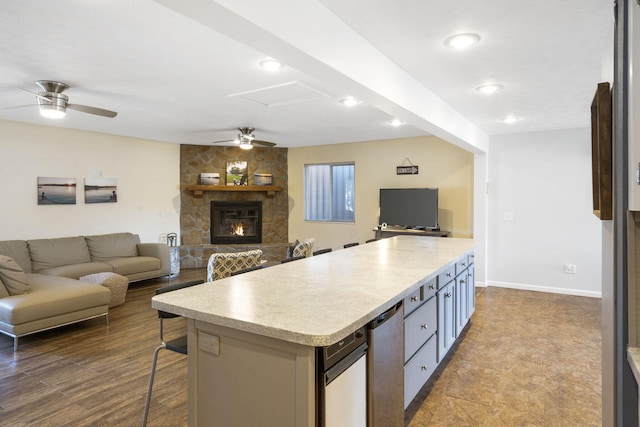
[
  {"xmin": 388, "ymin": 119, "xmax": 405, "ymax": 127},
  {"xmin": 444, "ymin": 33, "xmax": 480, "ymax": 49},
  {"xmin": 340, "ymin": 96, "xmax": 360, "ymax": 107},
  {"xmin": 501, "ymin": 115, "xmax": 521, "ymax": 124},
  {"xmin": 475, "ymin": 84, "xmax": 504, "ymax": 95},
  {"xmin": 259, "ymin": 59, "xmax": 283, "ymax": 71}
]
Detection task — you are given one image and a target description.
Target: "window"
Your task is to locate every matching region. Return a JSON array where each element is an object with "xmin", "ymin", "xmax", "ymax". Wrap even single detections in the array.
[{"xmin": 304, "ymin": 163, "xmax": 355, "ymax": 222}]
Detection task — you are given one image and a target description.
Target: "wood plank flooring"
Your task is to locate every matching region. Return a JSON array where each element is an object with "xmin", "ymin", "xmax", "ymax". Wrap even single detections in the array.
[{"xmin": 0, "ymin": 270, "xmax": 601, "ymax": 426}]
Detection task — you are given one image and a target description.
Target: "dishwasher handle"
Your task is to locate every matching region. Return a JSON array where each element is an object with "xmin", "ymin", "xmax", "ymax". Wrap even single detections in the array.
[{"xmin": 368, "ymin": 301, "xmax": 402, "ymax": 329}]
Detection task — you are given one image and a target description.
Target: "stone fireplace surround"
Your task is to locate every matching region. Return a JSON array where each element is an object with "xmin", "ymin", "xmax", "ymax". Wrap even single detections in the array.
[{"xmin": 179, "ymin": 144, "xmax": 289, "ymax": 268}]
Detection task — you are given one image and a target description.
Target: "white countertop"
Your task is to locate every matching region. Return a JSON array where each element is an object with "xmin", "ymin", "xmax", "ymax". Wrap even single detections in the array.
[{"xmin": 152, "ymin": 236, "xmax": 480, "ymax": 347}]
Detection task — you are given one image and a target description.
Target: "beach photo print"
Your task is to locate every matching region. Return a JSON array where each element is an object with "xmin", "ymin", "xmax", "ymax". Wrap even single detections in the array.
[
  {"xmin": 37, "ymin": 177, "xmax": 77, "ymax": 205},
  {"xmin": 84, "ymin": 177, "xmax": 118, "ymax": 203}
]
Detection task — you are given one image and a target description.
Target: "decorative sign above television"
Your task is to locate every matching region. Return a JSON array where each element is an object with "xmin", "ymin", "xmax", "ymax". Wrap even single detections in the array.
[{"xmin": 396, "ymin": 165, "xmax": 419, "ymax": 175}]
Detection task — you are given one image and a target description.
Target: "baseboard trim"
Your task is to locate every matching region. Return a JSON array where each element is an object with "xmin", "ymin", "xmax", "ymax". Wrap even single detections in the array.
[{"xmin": 488, "ymin": 281, "xmax": 602, "ymax": 298}]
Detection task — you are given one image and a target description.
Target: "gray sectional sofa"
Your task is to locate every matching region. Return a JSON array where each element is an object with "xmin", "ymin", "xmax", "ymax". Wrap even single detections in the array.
[{"xmin": 0, "ymin": 232, "xmax": 170, "ymax": 350}]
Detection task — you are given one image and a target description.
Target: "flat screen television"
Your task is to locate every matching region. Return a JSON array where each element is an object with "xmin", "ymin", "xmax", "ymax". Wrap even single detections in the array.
[{"xmin": 379, "ymin": 188, "xmax": 439, "ymax": 230}]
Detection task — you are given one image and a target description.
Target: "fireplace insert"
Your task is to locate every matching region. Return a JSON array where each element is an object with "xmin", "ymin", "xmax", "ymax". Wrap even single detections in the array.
[{"xmin": 210, "ymin": 201, "xmax": 262, "ymax": 244}]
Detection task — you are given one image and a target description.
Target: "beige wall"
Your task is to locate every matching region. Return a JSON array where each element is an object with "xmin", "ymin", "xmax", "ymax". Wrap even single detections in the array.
[
  {"xmin": 0, "ymin": 120, "xmax": 180, "ymax": 243},
  {"xmin": 287, "ymin": 136, "xmax": 474, "ymax": 251}
]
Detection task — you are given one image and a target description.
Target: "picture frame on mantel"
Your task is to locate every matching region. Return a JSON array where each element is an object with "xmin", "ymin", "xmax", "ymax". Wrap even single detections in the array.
[
  {"xmin": 590, "ymin": 82, "xmax": 612, "ymax": 220},
  {"xmin": 226, "ymin": 161, "xmax": 248, "ymax": 186}
]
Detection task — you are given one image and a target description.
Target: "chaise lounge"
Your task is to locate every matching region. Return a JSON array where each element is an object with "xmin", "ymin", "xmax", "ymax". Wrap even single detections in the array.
[{"xmin": 0, "ymin": 232, "xmax": 170, "ymax": 350}]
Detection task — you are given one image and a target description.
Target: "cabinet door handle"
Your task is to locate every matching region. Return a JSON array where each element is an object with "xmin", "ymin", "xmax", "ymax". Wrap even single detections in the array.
[
  {"xmin": 410, "ymin": 296, "xmax": 418, "ymax": 302},
  {"xmin": 421, "ymin": 324, "xmax": 428, "ymax": 329},
  {"xmin": 421, "ymin": 365, "xmax": 428, "ymax": 371},
  {"xmin": 460, "ymin": 279, "xmax": 466, "ymax": 284},
  {"xmin": 447, "ymin": 273, "xmax": 452, "ymax": 278},
  {"xmin": 461, "ymin": 262, "xmax": 466, "ymax": 267},
  {"xmin": 429, "ymin": 284, "xmax": 435, "ymax": 290},
  {"xmin": 445, "ymin": 292, "xmax": 452, "ymax": 297}
]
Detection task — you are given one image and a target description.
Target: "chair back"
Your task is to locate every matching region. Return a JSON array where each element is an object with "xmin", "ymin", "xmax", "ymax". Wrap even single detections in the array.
[
  {"xmin": 313, "ymin": 248, "xmax": 332, "ymax": 256},
  {"xmin": 289, "ymin": 238, "xmax": 315, "ymax": 258},
  {"xmin": 207, "ymin": 249, "xmax": 263, "ymax": 281}
]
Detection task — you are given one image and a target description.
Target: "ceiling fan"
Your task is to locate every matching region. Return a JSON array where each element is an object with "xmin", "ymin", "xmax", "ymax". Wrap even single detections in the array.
[
  {"xmin": 211, "ymin": 127, "xmax": 276, "ymax": 150},
  {"xmin": 11, "ymin": 80, "xmax": 118, "ymax": 119}
]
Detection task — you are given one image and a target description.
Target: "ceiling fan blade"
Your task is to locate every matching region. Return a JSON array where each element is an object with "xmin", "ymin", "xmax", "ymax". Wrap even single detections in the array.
[
  {"xmin": 253, "ymin": 140, "xmax": 276, "ymax": 147},
  {"xmin": 18, "ymin": 87, "xmax": 53, "ymax": 103},
  {"xmin": 0, "ymin": 104, "xmax": 36, "ymax": 110},
  {"xmin": 67, "ymin": 103, "xmax": 117, "ymax": 118},
  {"xmin": 211, "ymin": 139, "xmax": 237, "ymax": 144}
]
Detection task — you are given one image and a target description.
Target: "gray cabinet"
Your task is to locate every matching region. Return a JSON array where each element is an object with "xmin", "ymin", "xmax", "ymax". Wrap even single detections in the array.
[
  {"xmin": 404, "ymin": 296, "xmax": 437, "ymax": 361},
  {"xmin": 403, "ymin": 334, "xmax": 437, "ymax": 408},
  {"xmin": 403, "ymin": 251, "xmax": 476, "ymax": 409},
  {"xmin": 403, "ymin": 277, "xmax": 437, "ymax": 408},
  {"xmin": 467, "ymin": 264, "xmax": 475, "ymax": 318},
  {"xmin": 437, "ymin": 280, "xmax": 456, "ymax": 362},
  {"xmin": 455, "ymin": 273, "xmax": 468, "ymax": 337}
]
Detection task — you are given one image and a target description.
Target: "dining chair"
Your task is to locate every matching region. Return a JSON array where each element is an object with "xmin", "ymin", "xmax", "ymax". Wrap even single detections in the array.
[
  {"xmin": 142, "ymin": 279, "xmax": 204, "ymax": 426},
  {"xmin": 206, "ymin": 249, "xmax": 263, "ymax": 282},
  {"xmin": 312, "ymin": 248, "xmax": 332, "ymax": 256}
]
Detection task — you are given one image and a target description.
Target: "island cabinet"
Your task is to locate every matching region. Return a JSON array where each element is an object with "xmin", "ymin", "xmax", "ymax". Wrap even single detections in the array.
[
  {"xmin": 403, "ymin": 277, "xmax": 438, "ymax": 408},
  {"xmin": 403, "ymin": 251, "xmax": 476, "ymax": 408},
  {"xmin": 151, "ymin": 237, "xmax": 479, "ymax": 427}
]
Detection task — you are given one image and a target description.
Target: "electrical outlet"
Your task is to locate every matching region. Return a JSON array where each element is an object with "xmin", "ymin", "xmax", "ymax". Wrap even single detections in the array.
[
  {"xmin": 564, "ymin": 263, "xmax": 577, "ymax": 274},
  {"xmin": 199, "ymin": 331, "xmax": 220, "ymax": 355},
  {"xmin": 503, "ymin": 211, "xmax": 514, "ymax": 221},
  {"xmin": 159, "ymin": 233, "xmax": 167, "ymax": 244}
]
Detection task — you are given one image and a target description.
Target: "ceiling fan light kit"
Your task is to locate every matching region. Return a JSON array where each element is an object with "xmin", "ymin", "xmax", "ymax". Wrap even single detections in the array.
[
  {"xmin": 211, "ymin": 127, "xmax": 277, "ymax": 149},
  {"xmin": 19, "ymin": 80, "xmax": 118, "ymax": 119}
]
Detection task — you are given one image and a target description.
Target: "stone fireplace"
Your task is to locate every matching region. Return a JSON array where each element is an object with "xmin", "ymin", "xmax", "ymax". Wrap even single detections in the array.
[
  {"xmin": 179, "ymin": 144, "xmax": 289, "ymax": 267},
  {"xmin": 210, "ymin": 200, "xmax": 262, "ymax": 244}
]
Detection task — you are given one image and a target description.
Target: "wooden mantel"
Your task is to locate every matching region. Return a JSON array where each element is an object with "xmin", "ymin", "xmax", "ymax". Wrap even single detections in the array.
[{"xmin": 185, "ymin": 185, "xmax": 282, "ymax": 198}]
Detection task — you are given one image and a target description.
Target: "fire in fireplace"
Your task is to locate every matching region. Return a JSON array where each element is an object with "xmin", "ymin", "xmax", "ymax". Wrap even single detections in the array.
[{"xmin": 210, "ymin": 201, "xmax": 262, "ymax": 244}]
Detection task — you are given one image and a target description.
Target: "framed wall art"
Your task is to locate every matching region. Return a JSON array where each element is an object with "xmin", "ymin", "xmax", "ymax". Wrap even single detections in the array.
[
  {"xmin": 37, "ymin": 177, "xmax": 77, "ymax": 205},
  {"xmin": 226, "ymin": 161, "xmax": 248, "ymax": 185},
  {"xmin": 85, "ymin": 178, "xmax": 118, "ymax": 203}
]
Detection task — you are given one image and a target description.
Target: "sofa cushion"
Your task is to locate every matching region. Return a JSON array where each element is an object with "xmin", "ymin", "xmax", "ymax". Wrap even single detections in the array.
[
  {"xmin": 85, "ymin": 232, "xmax": 140, "ymax": 261},
  {"xmin": 103, "ymin": 257, "xmax": 160, "ymax": 277},
  {"xmin": 0, "ymin": 240, "xmax": 32, "ymax": 273},
  {"xmin": 0, "ymin": 274, "xmax": 110, "ymax": 325},
  {"xmin": 27, "ymin": 236, "xmax": 91, "ymax": 272},
  {"xmin": 0, "ymin": 256, "xmax": 31, "ymax": 295},
  {"xmin": 36, "ymin": 262, "xmax": 114, "ymax": 280}
]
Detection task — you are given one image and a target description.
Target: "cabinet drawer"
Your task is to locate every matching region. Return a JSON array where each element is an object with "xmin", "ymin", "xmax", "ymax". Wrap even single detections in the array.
[
  {"xmin": 404, "ymin": 288, "xmax": 422, "ymax": 317},
  {"xmin": 404, "ymin": 296, "xmax": 437, "ymax": 362},
  {"xmin": 404, "ymin": 334, "xmax": 437, "ymax": 409},
  {"xmin": 423, "ymin": 276, "xmax": 437, "ymax": 301},
  {"xmin": 456, "ymin": 257, "xmax": 469, "ymax": 275},
  {"xmin": 437, "ymin": 265, "xmax": 456, "ymax": 288}
]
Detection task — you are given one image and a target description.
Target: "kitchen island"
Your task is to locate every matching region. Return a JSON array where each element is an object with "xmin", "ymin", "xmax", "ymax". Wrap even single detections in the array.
[{"xmin": 152, "ymin": 236, "xmax": 479, "ymax": 426}]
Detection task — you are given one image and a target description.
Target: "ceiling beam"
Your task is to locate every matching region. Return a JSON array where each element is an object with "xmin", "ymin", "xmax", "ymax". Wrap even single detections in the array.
[{"xmin": 154, "ymin": 0, "xmax": 489, "ymax": 153}]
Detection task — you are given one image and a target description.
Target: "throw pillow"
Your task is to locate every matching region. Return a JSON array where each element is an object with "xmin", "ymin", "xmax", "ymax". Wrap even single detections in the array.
[
  {"xmin": 0, "ymin": 255, "xmax": 31, "ymax": 295},
  {"xmin": 0, "ymin": 276, "xmax": 9, "ymax": 298}
]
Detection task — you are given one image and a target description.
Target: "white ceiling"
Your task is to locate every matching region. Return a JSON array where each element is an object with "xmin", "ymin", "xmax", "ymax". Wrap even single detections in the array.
[{"xmin": 0, "ymin": 0, "xmax": 613, "ymax": 150}]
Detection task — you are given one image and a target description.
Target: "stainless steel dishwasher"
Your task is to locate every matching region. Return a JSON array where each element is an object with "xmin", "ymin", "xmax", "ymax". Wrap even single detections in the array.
[
  {"xmin": 367, "ymin": 301, "xmax": 404, "ymax": 426},
  {"xmin": 317, "ymin": 326, "xmax": 368, "ymax": 427}
]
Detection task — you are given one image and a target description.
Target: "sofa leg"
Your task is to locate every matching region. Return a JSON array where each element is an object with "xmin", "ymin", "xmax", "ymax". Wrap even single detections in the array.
[
  {"xmin": 105, "ymin": 313, "xmax": 109, "ymax": 326},
  {"xmin": 13, "ymin": 336, "xmax": 18, "ymax": 352}
]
